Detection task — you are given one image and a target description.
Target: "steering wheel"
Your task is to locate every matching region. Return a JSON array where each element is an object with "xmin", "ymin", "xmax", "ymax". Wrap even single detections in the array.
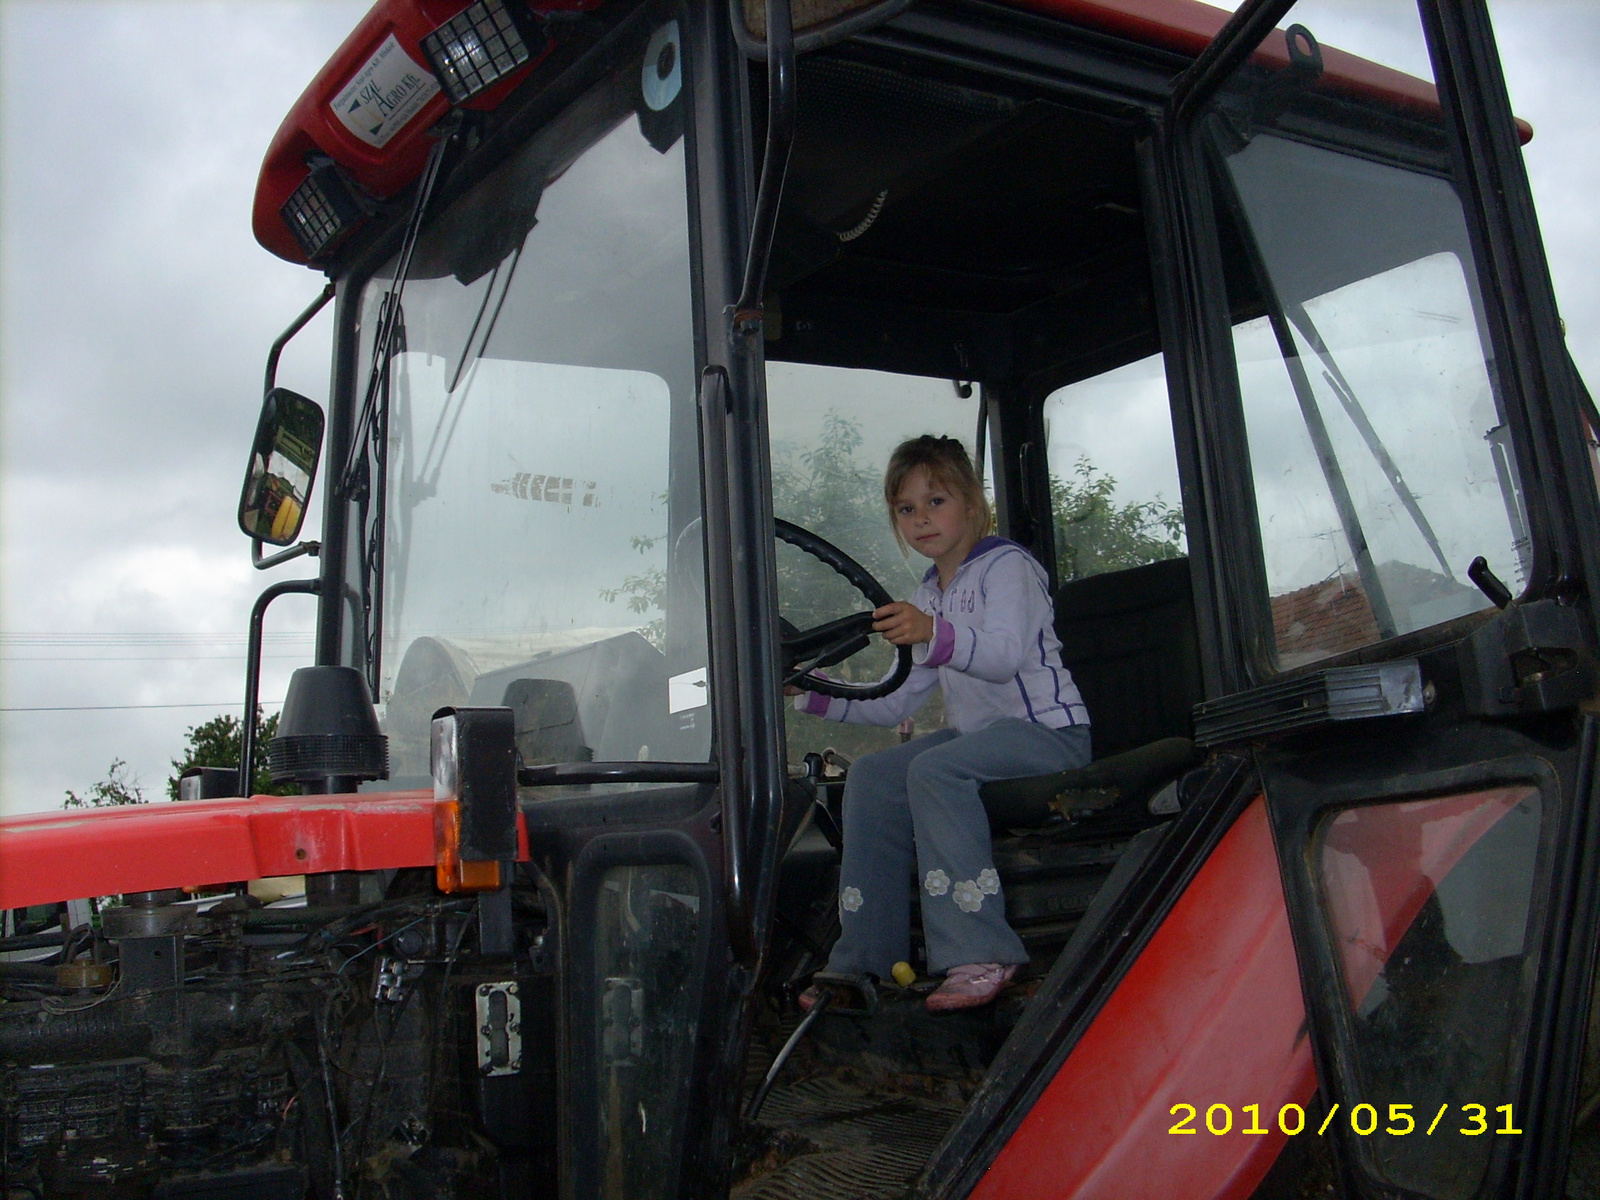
[{"xmin": 775, "ymin": 518, "xmax": 914, "ymax": 701}]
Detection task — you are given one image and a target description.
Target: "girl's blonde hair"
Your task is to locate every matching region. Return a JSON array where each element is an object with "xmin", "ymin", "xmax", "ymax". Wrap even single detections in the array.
[{"xmin": 883, "ymin": 435, "xmax": 993, "ymax": 552}]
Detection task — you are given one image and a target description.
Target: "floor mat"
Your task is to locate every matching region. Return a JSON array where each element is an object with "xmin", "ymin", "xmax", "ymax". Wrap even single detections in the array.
[
  {"xmin": 732, "ymin": 997, "xmax": 992, "ymax": 1200},
  {"xmin": 734, "ymin": 1073, "xmax": 966, "ymax": 1200}
]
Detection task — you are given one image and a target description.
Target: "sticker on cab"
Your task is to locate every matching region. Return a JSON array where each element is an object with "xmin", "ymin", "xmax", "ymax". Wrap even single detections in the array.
[
  {"xmin": 331, "ymin": 33, "xmax": 440, "ymax": 149},
  {"xmin": 669, "ymin": 667, "xmax": 709, "ymax": 714}
]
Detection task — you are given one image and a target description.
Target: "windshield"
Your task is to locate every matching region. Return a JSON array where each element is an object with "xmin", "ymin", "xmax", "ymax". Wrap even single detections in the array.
[{"xmin": 346, "ymin": 18, "xmax": 706, "ymax": 784}]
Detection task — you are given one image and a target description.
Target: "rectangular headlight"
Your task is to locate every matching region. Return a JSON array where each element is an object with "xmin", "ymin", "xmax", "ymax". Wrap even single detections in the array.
[
  {"xmin": 280, "ymin": 160, "xmax": 366, "ymax": 260},
  {"xmin": 421, "ymin": 0, "xmax": 544, "ymax": 106}
]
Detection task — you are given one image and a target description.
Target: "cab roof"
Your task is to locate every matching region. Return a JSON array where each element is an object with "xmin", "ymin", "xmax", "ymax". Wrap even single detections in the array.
[{"xmin": 253, "ymin": 0, "xmax": 1525, "ymax": 266}]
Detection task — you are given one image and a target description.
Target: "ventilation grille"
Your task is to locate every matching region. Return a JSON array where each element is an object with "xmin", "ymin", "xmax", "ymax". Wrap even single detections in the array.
[{"xmin": 269, "ymin": 733, "xmax": 388, "ymax": 783}]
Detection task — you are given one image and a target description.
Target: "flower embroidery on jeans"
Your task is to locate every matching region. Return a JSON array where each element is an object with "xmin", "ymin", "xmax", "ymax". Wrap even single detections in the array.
[
  {"xmin": 840, "ymin": 886, "xmax": 863, "ymax": 914},
  {"xmin": 923, "ymin": 869, "xmax": 950, "ymax": 896},
  {"xmin": 976, "ymin": 868, "xmax": 1000, "ymax": 896},
  {"xmin": 952, "ymin": 880, "xmax": 984, "ymax": 913}
]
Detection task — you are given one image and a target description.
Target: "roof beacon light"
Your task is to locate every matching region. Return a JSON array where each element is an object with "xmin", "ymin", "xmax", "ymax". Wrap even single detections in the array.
[
  {"xmin": 280, "ymin": 159, "xmax": 367, "ymax": 261},
  {"xmin": 421, "ymin": 0, "xmax": 544, "ymax": 106}
]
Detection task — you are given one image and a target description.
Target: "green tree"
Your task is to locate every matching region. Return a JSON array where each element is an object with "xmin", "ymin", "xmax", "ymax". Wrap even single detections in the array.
[
  {"xmin": 770, "ymin": 413, "xmax": 923, "ymax": 653},
  {"xmin": 1050, "ymin": 455, "xmax": 1184, "ymax": 581},
  {"xmin": 63, "ymin": 759, "xmax": 146, "ymax": 808},
  {"xmin": 167, "ymin": 711, "xmax": 293, "ymax": 799},
  {"xmin": 598, "ymin": 535, "xmax": 667, "ymax": 650}
]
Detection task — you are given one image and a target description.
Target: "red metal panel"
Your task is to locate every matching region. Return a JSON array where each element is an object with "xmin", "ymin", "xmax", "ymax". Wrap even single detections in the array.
[
  {"xmin": 253, "ymin": 0, "xmax": 1527, "ymax": 265},
  {"xmin": 1008, "ymin": 0, "xmax": 1530, "ymax": 142},
  {"xmin": 0, "ymin": 793, "xmax": 529, "ymax": 910},
  {"xmin": 973, "ymin": 797, "xmax": 1316, "ymax": 1200},
  {"xmin": 253, "ymin": 0, "xmax": 599, "ymax": 264}
]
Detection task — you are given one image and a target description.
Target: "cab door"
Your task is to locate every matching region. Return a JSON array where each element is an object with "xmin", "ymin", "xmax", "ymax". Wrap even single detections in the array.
[
  {"xmin": 1158, "ymin": 1, "xmax": 1600, "ymax": 1195},
  {"xmin": 325, "ymin": 2, "xmax": 783, "ymax": 1195}
]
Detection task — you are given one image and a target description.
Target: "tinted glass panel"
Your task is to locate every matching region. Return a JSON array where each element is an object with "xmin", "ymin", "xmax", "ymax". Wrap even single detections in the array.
[
  {"xmin": 1318, "ymin": 787, "xmax": 1542, "ymax": 1197},
  {"xmin": 593, "ymin": 863, "xmax": 702, "ymax": 1200}
]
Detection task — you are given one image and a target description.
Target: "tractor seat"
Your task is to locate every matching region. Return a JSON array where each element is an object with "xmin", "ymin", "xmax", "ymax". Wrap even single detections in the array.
[{"xmin": 979, "ymin": 737, "xmax": 1201, "ymax": 836}]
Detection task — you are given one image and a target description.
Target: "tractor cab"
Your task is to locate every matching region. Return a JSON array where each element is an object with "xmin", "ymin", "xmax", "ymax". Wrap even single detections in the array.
[{"xmin": 4, "ymin": 1, "xmax": 1599, "ymax": 1198}]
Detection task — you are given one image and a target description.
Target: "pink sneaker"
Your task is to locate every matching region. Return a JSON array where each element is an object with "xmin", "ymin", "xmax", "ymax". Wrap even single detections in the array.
[{"xmin": 925, "ymin": 963, "xmax": 1017, "ymax": 1013}]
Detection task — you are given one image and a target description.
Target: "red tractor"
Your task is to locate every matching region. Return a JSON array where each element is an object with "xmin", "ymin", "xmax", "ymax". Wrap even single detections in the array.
[{"xmin": 5, "ymin": 0, "xmax": 1599, "ymax": 1197}]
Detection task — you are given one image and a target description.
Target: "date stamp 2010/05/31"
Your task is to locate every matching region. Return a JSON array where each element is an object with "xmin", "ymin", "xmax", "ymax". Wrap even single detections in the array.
[{"xmin": 1168, "ymin": 1103, "xmax": 1521, "ymax": 1137}]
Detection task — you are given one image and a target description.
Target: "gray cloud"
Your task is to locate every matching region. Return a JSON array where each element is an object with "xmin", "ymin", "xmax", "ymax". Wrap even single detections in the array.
[{"xmin": 2, "ymin": 1, "xmax": 365, "ymax": 813}]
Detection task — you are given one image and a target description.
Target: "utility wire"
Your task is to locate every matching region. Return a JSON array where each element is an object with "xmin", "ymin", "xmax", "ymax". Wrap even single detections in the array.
[
  {"xmin": 3, "ymin": 655, "xmax": 309, "ymax": 663},
  {"xmin": 2, "ymin": 700, "xmax": 285, "ymax": 713},
  {"xmin": 0, "ymin": 633, "xmax": 312, "ymax": 646}
]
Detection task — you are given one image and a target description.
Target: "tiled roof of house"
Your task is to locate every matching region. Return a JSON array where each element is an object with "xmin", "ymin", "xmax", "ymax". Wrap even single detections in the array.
[{"xmin": 1270, "ymin": 574, "xmax": 1379, "ymax": 668}]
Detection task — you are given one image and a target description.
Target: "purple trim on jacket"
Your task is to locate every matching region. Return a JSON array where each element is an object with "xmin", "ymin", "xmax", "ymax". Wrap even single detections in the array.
[
  {"xmin": 920, "ymin": 535, "xmax": 1015, "ymax": 586},
  {"xmin": 797, "ymin": 539, "xmax": 1089, "ymax": 735},
  {"xmin": 799, "ymin": 689, "xmax": 833, "ymax": 717}
]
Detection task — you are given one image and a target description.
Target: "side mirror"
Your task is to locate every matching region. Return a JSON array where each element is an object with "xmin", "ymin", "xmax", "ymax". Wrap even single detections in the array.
[{"xmin": 238, "ymin": 388, "xmax": 324, "ymax": 546}]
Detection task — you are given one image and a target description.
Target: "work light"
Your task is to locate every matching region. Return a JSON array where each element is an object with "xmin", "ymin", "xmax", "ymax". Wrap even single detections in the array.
[
  {"xmin": 280, "ymin": 160, "xmax": 366, "ymax": 260},
  {"xmin": 421, "ymin": 0, "xmax": 545, "ymax": 106}
]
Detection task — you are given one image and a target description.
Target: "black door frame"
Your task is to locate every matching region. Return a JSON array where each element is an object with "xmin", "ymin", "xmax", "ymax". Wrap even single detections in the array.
[{"xmin": 1157, "ymin": 2, "xmax": 1600, "ymax": 1196}]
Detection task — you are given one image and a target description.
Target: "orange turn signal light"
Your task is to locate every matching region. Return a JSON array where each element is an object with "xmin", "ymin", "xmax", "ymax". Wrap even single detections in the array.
[{"xmin": 434, "ymin": 799, "xmax": 502, "ymax": 894}]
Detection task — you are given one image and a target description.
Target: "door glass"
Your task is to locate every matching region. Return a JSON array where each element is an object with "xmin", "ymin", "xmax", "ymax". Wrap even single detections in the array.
[
  {"xmin": 346, "ymin": 16, "xmax": 708, "ymax": 783},
  {"xmin": 1206, "ymin": 4, "xmax": 1531, "ymax": 670},
  {"xmin": 593, "ymin": 863, "xmax": 702, "ymax": 1200},
  {"xmin": 1318, "ymin": 787, "xmax": 1543, "ymax": 1197},
  {"xmin": 1585, "ymin": 406, "xmax": 1600, "ymax": 503},
  {"xmin": 766, "ymin": 361, "xmax": 993, "ymax": 759},
  {"xmin": 1043, "ymin": 351, "xmax": 1186, "ymax": 581}
]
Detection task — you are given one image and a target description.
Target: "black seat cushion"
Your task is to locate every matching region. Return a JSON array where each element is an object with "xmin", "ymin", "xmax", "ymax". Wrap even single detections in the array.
[
  {"xmin": 1054, "ymin": 557, "xmax": 1203, "ymax": 760},
  {"xmin": 502, "ymin": 677, "xmax": 590, "ymax": 765},
  {"xmin": 979, "ymin": 736, "xmax": 1200, "ymax": 833}
]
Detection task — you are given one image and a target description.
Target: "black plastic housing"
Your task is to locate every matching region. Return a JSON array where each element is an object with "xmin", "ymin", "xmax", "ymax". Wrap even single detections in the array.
[
  {"xmin": 269, "ymin": 665, "xmax": 389, "ymax": 792},
  {"xmin": 431, "ymin": 706, "xmax": 519, "ymax": 862}
]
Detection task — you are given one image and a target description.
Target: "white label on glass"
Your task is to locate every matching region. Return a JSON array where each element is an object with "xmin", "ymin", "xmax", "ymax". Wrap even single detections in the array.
[
  {"xmin": 668, "ymin": 667, "xmax": 708, "ymax": 714},
  {"xmin": 331, "ymin": 33, "xmax": 440, "ymax": 148}
]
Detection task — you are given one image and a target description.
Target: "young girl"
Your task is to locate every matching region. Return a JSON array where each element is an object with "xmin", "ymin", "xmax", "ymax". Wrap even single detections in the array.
[{"xmin": 794, "ymin": 434, "xmax": 1091, "ymax": 1013}]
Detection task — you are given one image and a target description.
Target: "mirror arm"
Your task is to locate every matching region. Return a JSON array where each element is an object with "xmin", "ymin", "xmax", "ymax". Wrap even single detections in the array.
[
  {"xmin": 264, "ymin": 282, "xmax": 336, "ymax": 400},
  {"xmin": 239, "ymin": 577, "xmax": 322, "ymax": 797},
  {"xmin": 252, "ymin": 538, "xmax": 322, "ymax": 572}
]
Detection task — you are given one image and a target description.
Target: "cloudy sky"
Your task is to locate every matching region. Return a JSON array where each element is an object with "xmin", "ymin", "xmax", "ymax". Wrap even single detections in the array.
[
  {"xmin": 2, "ymin": 0, "xmax": 1597, "ymax": 817},
  {"xmin": 0, "ymin": 1, "xmax": 366, "ymax": 815}
]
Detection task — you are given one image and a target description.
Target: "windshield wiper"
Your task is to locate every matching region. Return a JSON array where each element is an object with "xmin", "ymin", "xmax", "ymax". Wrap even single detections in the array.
[
  {"xmin": 339, "ymin": 115, "xmax": 465, "ymax": 500},
  {"xmin": 1286, "ymin": 300, "xmax": 1456, "ymax": 582}
]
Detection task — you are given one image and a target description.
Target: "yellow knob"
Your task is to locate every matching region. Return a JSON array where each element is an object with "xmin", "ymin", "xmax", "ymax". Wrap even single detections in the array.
[{"xmin": 891, "ymin": 961, "xmax": 916, "ymax": 988}]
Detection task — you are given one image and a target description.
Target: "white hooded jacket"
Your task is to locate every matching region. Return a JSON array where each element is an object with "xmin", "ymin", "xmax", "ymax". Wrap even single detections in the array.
[{"xmin": 796, "ymin": 537, "xmax": 1089, "ymax": 733}]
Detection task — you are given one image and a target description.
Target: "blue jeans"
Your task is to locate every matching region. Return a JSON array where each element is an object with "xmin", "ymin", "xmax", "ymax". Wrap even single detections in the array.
[{"xmin": 826, "ymin": 720, "xmax": 1092, "ymax": 976}]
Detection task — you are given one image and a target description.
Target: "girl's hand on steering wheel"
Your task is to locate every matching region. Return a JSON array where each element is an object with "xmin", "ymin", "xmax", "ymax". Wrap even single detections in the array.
[{"xmin": 873, "ymin": 602, "xmax": 935, "ymax": 646}]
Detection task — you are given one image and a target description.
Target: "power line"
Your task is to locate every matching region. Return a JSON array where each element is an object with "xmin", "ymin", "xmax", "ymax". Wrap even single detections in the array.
[
  {"xmin": 2, "ymin": 655, "xmax": 311, "ymax": 663},
  {"xmin": 1, "ymin": 700, "xmax": 286, "ymax": 713},
  {"xmin": 0, "ymin": 633, "xmax": 313, "ymax": 647}
]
